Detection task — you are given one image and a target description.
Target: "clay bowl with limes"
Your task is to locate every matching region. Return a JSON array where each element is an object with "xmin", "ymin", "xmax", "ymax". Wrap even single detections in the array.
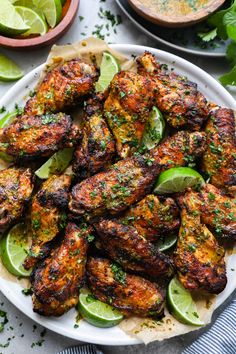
[{"xmin": 0, "ymin": 0, "xmax": 80, "ymax": 50}]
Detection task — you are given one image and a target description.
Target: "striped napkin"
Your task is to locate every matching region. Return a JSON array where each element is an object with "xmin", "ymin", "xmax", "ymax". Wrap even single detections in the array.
[{"xmin": 57, "ymin": 345, "xmax": 103, "ymax": 354}]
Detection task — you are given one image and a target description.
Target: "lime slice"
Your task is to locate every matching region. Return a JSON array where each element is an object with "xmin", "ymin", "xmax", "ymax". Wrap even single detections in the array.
[
  {"xmin": 33, "ymin": 0, "xmax": 62, "ymax": 28},
  {"xmin": 96, "ymin": 52, "xmax": 120, "ymax": 92},
  {"xmin": 156, "ymin": 234, "xmax": 177, "ymax": 252},
  {"xmin": 0, "ymin": 110, "xmax": 17, "ymax": 128},
  {"xmin": 78, "ymin": 292, "xmax": 123, "ymax": 328},
  {"xmin": 167, "ymin": 277, "xmax": 204, "ymax": 326},
  {"xmin": 154, "ymin": 167, "xmax": 205, "ymax": 194},
  {"xmin": 35, "ymin": 148, "xmax": 74, "ymax": 179},
  {"xmin": 15, "ymin": 6, "xmax": 47, "ymax": 36},
  {"xmin": 0, "ymin": 0, "xmax": 29, "ymax": 36},
  {"xmin": 0, "ymin": 54, "xmax": 24, "ymax": 82},
  {"xmin": 0, "ymin": 223, "xmax": 31, "ymax": 277},
  {"xmin": 142, "ymin": 106, "xmax": 165, "ymax": 150}
]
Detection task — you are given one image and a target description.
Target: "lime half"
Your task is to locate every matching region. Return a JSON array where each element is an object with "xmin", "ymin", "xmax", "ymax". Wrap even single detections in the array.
[
  {"xmin": 167, "ymin": 277, "xmax": 204, "ymax": 326},
  {"xmin": 96, "ymin": 52, "xmax": 120, "ymax": 92},
  {"xmin": 142, "ymin": 106, "xmax": 165, "ymax": 150},
  {"xmin": 15, "ymin": 6, "xmax": 48, "ymax": 36},
  {"xmin": 0, "ymin": 54, "xmax": 24, "ymax": 82},
  {"xmin": 154, "ymin": 167, "xmax": 205, "ymax": 194},
  {"xmin": 0, "ymin": 0, "xmax": 29, "ymax": 36},
  {"xmin": 156, "ymin": 234, "xmax": 177, "ymax": 252},
  {"xmin": 35, "ymin": 148, "xmax": 74, "ymax": 179},
  {"xmin": 33, "ymin": 0, "xmax": 62, "ymax": 28},
  {"xmin": 0, "ymin": 111, "xmax": 17, "ymax": 128},
  {"xmin": 0, "ymin": 223, "xmax": 31, "ymax": 277},
  {"xmin": 78, "ymin": 292, "xmax": 123, "ymax": 328}
]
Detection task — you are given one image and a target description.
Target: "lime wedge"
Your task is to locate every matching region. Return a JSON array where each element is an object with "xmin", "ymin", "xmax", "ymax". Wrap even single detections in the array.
[
  {"xmin": 33, "ymin": 0, "xmax": 62, "ymax": 28},
  {"xmin": 0, "ymin": 223, "xmax": 32, "ymax": 277},
  {"xmin": 15, "ymin": 6, "xmax": 47, "ymax": 36},
  {"xmin": 0, "ymin": 110, "xmax": 17, "ymax": 128},
  {"xmin": 156, "ymin": 234, "xmax": 177, "ymax": 252},
  {"xmin": 0, "ymin": 54, "xmax": 24, "ymax": 82},
  {"xmin": 0, "ymin": 0, "xmax": 29, "ymax": 36},
  {"xmin": 142, "ymin": 106, "xmax": 165, "ymax": 150},
  {"xmin": 35, "ymin": 148, "xmax": 74, "ymax": 179},
  {"xmin": 167, "ymin": 277, "xmax": 204, "ymax": 326},
  {"xmin": 96, "ymin": 52, "xmax": 120, "ymax": 92},
  {"xmin": 78, "ymin": 292, "xmax": 123, "ymax": 328},
  {"xmin": 154, "ymin": 167, "xmax": 205, "ymax": 194}
]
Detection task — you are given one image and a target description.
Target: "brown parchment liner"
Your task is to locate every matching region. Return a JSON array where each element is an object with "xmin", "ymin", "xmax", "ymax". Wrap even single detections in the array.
[{"xmin": 0, "ymin": 37, "xmax": 226, "ymax": 344}]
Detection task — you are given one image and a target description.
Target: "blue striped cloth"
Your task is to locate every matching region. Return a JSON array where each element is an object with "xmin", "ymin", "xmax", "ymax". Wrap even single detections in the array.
[{"xmin": 183, "ymin": 298, "xmax": 236, "ymax": 354}]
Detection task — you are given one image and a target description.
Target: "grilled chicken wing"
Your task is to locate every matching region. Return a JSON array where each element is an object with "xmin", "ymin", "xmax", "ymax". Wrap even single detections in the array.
[
  {"xmin": 122, "ymin": 194, "xmax": 180, "ymax": 241},
  {"xmin": 137, "ymin": 52, "xmax": 209, "ymax": 130},
  {"xmin": 201, "ymin": 108, "xmax": 236, "ymax": 194},
  {"xmin": 104, "ymin": 71, "xmax": 155, "ymax": 158},
  {"xmin": 87, "ymin": 257, "xmax": 165, "ymax": 317},
  {"xmin": 0, "ymin": 113, "xmax": 80, "ymax": 159},
  {"xmin": 73, "ymin": 94, "xmax": 116, "ymax": 179},
  {"xmin": 69, "ymin": 131, "xmax": 206, "ymax": 219},
  {"xmin": 24, "ymin": 174, "xmax": 71, "ymax": 270},
  {"xmin": 95, "ymin": 218, "xmax": 174, "ymax": 279},
  {"xmin": 24, "ymin": 59, "xmax": 99, "ymax": 115},
  {"xmin": 0, "ymin": 167, "xmax": 33, "ymax": 232},
  {"xmin": 174, "ymin": 191, "xmax": 227, "ymax": 294},
  {"xmin": 32, "ymin": 222, "xmax": 91, "ymax": 316}
]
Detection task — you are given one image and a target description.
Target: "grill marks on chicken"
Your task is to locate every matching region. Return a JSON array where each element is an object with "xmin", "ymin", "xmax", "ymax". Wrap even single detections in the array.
[
  {"xmin": 174, "ymin": 191, "xmax": 227, "ymax": 294},
  {"xmin": 32, "ymin": 222, "xmax": 91, "ymax": 316},
  {"xmin": 95, "ymin": 218, "xmax": 174, "ymax": 279},
  {"xmin": 104, "ymin": 71, "xmax": 155, "ymax": 158},
  {"xmin": 69, "ymin": 131, "xmax": 206, "ymax": 219},
  {"xmin": 0, "ymin": 113, "xmax": 80, "ymax": 160},
  {"xmin": 0, "ymin": 168, "xmax": 33, "ymax": 232},
  {"xmin": 73, "ymin": 94, "xmax": 116, "ymax": 179},
  {"xmin": 24, "ymin": 174, "xmax": 71, "ymax": 270},
  {"xmin": 24, "ymin": 59, "xmax": 99, "ymax": 115},
  {"xmin": 201, "ymin": 108, "xmax": 236, "ymax": 194},
  {"xmin": 137, "ymin": 52, "xmax": 209, "ymax": 131},
  {"xmin": 87, "ymin": 257, "xmax": 165, "ymax": 317}
]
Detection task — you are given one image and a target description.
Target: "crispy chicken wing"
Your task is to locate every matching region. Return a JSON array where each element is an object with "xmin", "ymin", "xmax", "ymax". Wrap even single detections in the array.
[
  {"xmin": 69, "ymin": 131, "xmax": 206, "ymax": 219},
  {"xmin": 24, "ymin": 174, "xmax": 71, "ymax": 270},
  {"xmin": 73, "ymin": 94, "xmax": 116, "ymax": 179},
  {"xmin": 87, "ymin": 257, "xmax": 165, "ymax": 317},
  {"xmin": 104, "ymin": 71, "xmax": 155, "ymax": 158},
  {"xmin": 137, "ymin": 52, "xmax": 209, "ymax": 130},
  {"xmin": 122, "ymin": 194, "xmax": 180, "ymax": 241},
  {"xmin": 95, "ymin": 218, "xmax": 174, "ymax": 279},
  {"xmin": 0, "ymin": 113, "xmax": 80, "ymax": 159},
  {"xmin": 201, "ymin": 108, "xmax": 236, "ymax": 194},
  {"xmin": 32, "ymin": 222, "xmax": 91, "ymax": 316},
  {"xmin": 24, "ymin": 59, "xmax": 99, "ymax": 115},
  {"xmin": 0, "ymin": 167, "xmax": 33, "ymax": 232},
  {"xmin": 174, "ymin": 191, "xmax": 227, "ymax": 294}
]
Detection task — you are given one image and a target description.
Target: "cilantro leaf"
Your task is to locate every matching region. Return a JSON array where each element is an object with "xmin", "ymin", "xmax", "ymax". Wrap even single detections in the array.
[
  {"xmin": 224, "ymin": 9, "xmax": 236, "ymax": 41},
  {"xmin": 198, "ymin": 28, "xmax": 217, "ymax": 42},
  {"xmin": 219, "ymin": 65, "xmax": 236, "ymax": 85},
  {"xmin": 226, "ymin": 41, "xmax": 236, "ymax": 65},
  {"xmin": 208, "ymin": 1, "xmax": 236, "ymax": 39}
]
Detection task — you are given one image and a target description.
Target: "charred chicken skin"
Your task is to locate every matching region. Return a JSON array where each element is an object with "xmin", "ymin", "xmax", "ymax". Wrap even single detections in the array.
[
  {"xmin": 69, "ymin": 131, "xmax": 206, "ymax": 219},
  {"xmin": 24, "ymin": 58, "xmax": 99, "ymax": 115},
  {"xmin": 73, "ymin": 94, "xmax": 116, "ymax": 179},
  {"xmin": 87, "ymin": 257, "xmax": 165, "ymax": 317},
  {"xmin": 104, "ymin": 71, "xmax": 155, "ymax": 158},
  {"xmin": 24, "ymin": 174, "xmax": 71, "ymax": 270},
  {"xmin": 0, "ymin": 113, "xmax": 80, "ymax": 160},
  {"xmin": 95, "ymin": 218, "xmax": 174, "ymax": 279},
  {"xmin": 0, "ymin": 167, "xmax": 33, "ymax": 232},
  {"xmin": 137, "ymin": 52, "xmax": 209, "ymax": 131},
  {"xmin": 174, "ymin": 190, "xmax": 227, "ymax": 294},
  {"xmin": 32, "ymin": 222, "xmax": 91, "ymax": 316},
  {"xmin": 201, "ymin": 108, "xmax": 236, "ymax": 194}
]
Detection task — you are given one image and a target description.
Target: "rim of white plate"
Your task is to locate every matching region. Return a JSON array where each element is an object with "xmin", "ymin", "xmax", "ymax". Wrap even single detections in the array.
[{"xmin": 0, "ymin": 44, "xmax": 235, "ymax": 346}]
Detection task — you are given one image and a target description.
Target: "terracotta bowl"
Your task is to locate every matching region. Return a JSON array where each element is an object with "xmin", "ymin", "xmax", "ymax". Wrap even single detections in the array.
[
  {"xmin": 128, "ymin": 0, "xmax": 225, "ymax": 28},
  {"xmin": 0, "ymin": 0, "xmax": 80, "ymax": 50}
]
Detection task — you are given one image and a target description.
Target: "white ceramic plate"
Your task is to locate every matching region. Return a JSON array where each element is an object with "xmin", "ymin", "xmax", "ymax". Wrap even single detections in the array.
[{"xmin": 0, "ymin": 44, "xmax": 235, "ymax": 346}]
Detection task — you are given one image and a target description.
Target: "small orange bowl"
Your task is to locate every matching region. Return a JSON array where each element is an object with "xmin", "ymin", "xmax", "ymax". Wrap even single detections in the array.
[{"xmin": 0, "ymin": 0, "xmax": 80, "ymax": 50}]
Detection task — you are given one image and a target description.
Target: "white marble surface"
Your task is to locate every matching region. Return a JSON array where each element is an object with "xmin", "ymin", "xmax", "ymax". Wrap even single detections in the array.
[{"xmin": 0, "ymin": 0, "xmax": 235, "ymax": 353}]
